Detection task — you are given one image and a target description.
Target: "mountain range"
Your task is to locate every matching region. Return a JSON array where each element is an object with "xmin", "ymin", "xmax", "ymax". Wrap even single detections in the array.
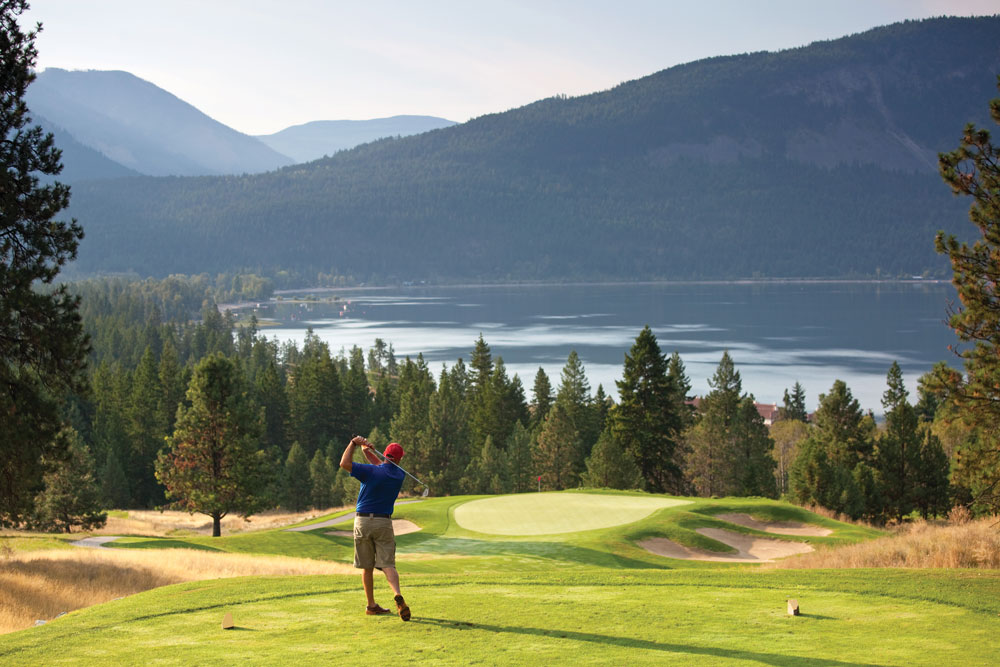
[
  {"xmin": 52, "ymin": 16, "xmax": 1000, "ymax": 281},
  {"xmin": 27, "ymin": 69, "xmax": 456, "ymax": 177}
]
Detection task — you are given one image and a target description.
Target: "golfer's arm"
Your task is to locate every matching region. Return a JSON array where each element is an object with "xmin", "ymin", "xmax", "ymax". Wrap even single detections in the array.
[
  {"xmin": 339, "ymin": 442, "xmax": 355, "ymax": 473},
  {"xmin": 362, "ymin": 447, "xmax": 381, "ymax": 464}
]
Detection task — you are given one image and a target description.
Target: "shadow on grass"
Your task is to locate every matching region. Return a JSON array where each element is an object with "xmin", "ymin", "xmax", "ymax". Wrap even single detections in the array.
[
  {"xmin": 397, "ymin": 534, "xmax": 661, "ymax": 569},
  {"xmin": 109, "ymin": 539, "xmax": 223, "ymax": 552},
  {"xmin": 410, "ymin": 617, "xmax": 878, "ymax": 666}
]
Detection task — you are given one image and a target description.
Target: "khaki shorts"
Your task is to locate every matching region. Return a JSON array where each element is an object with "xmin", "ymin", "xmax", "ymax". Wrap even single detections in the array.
[{"xmin": 353, "ymin": 516, "xmax": 396, "ymax": 569}]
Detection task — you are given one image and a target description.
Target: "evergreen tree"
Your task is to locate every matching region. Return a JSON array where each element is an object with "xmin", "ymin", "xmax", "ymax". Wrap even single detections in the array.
[
  {"xmin": 155, "ymin": 354, "xmax": 272, "ymax": 536},
  {"xmin": 912, "ymin": 429, "xmax": 951, "ymax": 519},
  {"xmin": 255, "ymin": 357, "xmax": 290, "ymax": 453},
  {"xmin": 308, "ymin": 449, "xmax": 336, "ymax": 509},
  {"xmin": 288, "ymin": 332, "xmax": 345, "ymax": 456},
  {"xmin": 0, "ymin": 1, "xmax": 89, "ymax": 526},
  {"xmin": 127, "ymin": 346, "xmax": 166, "ymax": 507},
  {"xmin": 555, "ymin": 350, "xmax": 598, "ymax": 473},
  {"xmin": 343, "ymin": 346, "xmax": 371, "ymax": 438},
  {"xmin": 389, "ymin": 355, "xmax": 435, "ymax": 481},
  {"xmin": 534, "ymin": 402, "xmax": 579, "ymax": 491},
  {"xmin": 505, "ymin": 421, "xmax": 536, "ymax": 493},
  {"xmin": 530, "ymin": 367, "xmax": 554, "ymax": 433},
  {"xmin": 157, "ymin": 338, "xmax": 185, "ymax": 435},
  {"xmin": 283, "ymin": 442, "xmax": 311, "ymax": 511},
  {"xmin": 787, "ymin": 380, "xmax": 873, "ymax": 519},
  {"xmin": 423, "ymin": 364, "xmax": 470, "ymax": 495},
  {"xmin": 733, "ymin": 397, "xmax": 778, "ymax": 497},
  {"xmin": 876, "ymin": 362, "xmax": 921, "ymax": 521},
  {"xmin": 782, "ymin": 382, "xmax": 808, "ymax": 421},
  {"xmin": 931, "ymin": 77, "xmax": 1000, "ymax": 513},
  {"xmin": 582, "ymin": 426, "xmax": 642, "ymax": 489},
  {"xmin": 371, "ymin": 375, "xmax": 394, "ymax": 436},
  {"xmin": 463, "ymin": 435, "xmax": 509, "ymax": 494},
  {"xmin": 100, "ymin": 447, "xmax": 130, "ymax": 510},
  {"xmin": 666, "ymin": 351, "xmax": 694, "ymax": 428},
  {"xmin": 30, "ymin": 428, "xmax": 107, "ymax": 533},
  {"xmin": 470, "ymin": 334, "xmax": 493, "ymax": 390},
  {"xmin": 612, "ymin": 327, "xmax": 683, "ymax": 493}
]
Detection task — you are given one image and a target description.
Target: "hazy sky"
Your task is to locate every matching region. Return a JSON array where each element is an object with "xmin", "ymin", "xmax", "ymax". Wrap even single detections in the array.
[{"xmin": 24, "ymin": 0, "xmax": 1000, "ymax": 135}]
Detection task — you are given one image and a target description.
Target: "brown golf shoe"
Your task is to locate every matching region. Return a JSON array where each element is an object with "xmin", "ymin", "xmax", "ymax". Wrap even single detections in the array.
[
  {"xmin": 394, "ymin": 595, "xmax": 411, "ymax": 621},
  {"xmin": 366, "ymin": 604, "xmax": 392, "ymax": 616}
]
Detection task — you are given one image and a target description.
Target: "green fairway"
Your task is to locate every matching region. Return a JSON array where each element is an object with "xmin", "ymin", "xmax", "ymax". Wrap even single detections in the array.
[
  {"xmin": 452, "ymin": 492, "xmax": 691, "ymax": 535},
  {"xmin": 2, "ymin": 492, "xmax": 994, "ymax": 664},
  {"xmin": 2, "ymin": 570, "xmax": 998, "ymax": 665}
]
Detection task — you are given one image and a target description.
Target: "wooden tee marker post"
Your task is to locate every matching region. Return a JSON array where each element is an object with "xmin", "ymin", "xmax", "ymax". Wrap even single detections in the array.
[
  {"xmin": 222, "ymin": 612, "xmax": 235, "ymax": 629},
  {"xmin": 787, "ymin": 599, "xmax": 800, "ymax": 616}
]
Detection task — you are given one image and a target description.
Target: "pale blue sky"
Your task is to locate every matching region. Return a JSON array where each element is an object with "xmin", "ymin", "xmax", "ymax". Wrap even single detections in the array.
[{"xmin": 24, "ymin": 0, "xmax": 1000, "ymax": 134}]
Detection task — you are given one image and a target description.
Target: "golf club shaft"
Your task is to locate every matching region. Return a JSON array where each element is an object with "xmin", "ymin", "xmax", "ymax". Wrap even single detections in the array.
[{"xmin": 367, "ymin": 446, "xmax": 427, "ymax": 488}]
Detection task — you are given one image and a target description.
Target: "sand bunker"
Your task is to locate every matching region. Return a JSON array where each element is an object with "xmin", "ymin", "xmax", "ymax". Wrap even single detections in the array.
[
  {"xmin": 326, "ymin": 519, "xmax": 421, "ymax": 537},
  {"xmin": 714, "ymin": 513, "xmax": 832, "ymax": 537},
  {"xmin": 639, "ymin": 527, "xmax": 814, "ymax": 563}
]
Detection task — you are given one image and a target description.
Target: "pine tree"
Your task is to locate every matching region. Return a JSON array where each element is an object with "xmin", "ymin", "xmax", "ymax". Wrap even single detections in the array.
[
  {"xmin": 582, "ymin": 426, "xmax": 642, "ymax": 489},
  {"xmin": 530, "ymin": 367, "xmax": 554, "ymax": 434},
  {"xmin": 288, "ymin": 333, "xmax": 345, "ymax": 456},
  {"xmin": 733, "ymin": 396, "xmax": 777, "ymax": 497},
  {"xmin": 155, "ymin": 354, "xmax": 272, "ymax": 537},
  {"xmin": 343, "ymin": 346, "xmax": 371, "ymax": 438},
  {"xmin": 100, "ymin": 447, "xmax": 130, "ymax": 510},
  {"xmin": 31, "ymin": 428, "xmax": 107, "ymax": 533},
  {"xmin": 555, "ymin": 351, "xmax": 597, "ymax": 474},
  {"xmin": 912, "ymin": 429, "xmax": 951, "ymax": 519},
  {"xmin": 612, "ymin": 327, "xmax": 683, "ymax": 493},
  {"xmin": 255, "ymin": 357, "xmax": 289, "ymax": 453},
  {"xmin": 0, "ymin": 1, "xmax": 89, "ymax": 526},
  {"xmin": 463, "ymin": 436, "xmax": 509, "ymax": 494},
  {"xmin": 390, "ymin": 355, "xmax": 435, "ymax": 480},
  {"xmin": 127, "ymin": 346, "xmax": 166, "ymax": 507},
  {"xmin": 505, "ymin": 421, "xmax": 535, "ymax": 493},
  {"xmin": 283, "ymin": 442, "xmax": 311, "ymax": 511},
  {"xmin": 308, "ymin": 448, "xmax": 335, "ymax": 509},
  {"xmin": 931, "ymin": 77, "xmax": 1000, "ymax": 513},
  {"xmin": 684, "ymin": 351, "xmax": 747, "ymax": 497},
  {"xmin": 534, "ymin": 402, "xmax": 579, "ymax": 491},
  {"xmin": 783, "ymin": 382, "xmax": 808, "ymax": 422},
  {"xmin": 424, "ymin": 365, "xmax": 470, "ymax": 495},
  {"xmin": 876, "ymin": 362, "xmax": 921, "ymax": 521},
  {"xmin": 157, "ymin": 338, "xmax": 185, "ymax": 435},
  {"xmin": 787, "ymin": 380, "xmax": 873, "ymax": 519}
]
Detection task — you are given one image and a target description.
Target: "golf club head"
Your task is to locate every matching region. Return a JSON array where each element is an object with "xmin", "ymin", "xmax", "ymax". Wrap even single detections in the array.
[{"xmin": 421, "ymin": 487, "xmax": 430, "ymax": 497}]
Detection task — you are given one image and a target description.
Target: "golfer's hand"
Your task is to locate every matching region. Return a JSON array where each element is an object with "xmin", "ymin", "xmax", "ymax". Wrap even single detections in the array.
[
  {"xmin": 350, "ymin": 436, "xmax": 366, "ymax": 447},
  {"xmin": 360, "ymin": 439, "xmax": 373, "ymax": 451}
]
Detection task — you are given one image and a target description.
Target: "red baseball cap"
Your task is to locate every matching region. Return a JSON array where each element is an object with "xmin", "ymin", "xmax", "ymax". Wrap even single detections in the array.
[{"xmin": 385, "ymin": 442, "xmax": 405, "ymax": 461}]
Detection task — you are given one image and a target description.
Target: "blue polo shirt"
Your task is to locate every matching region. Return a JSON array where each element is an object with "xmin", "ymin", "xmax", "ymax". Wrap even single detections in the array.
[{"xmin": 350, "ymin": 462, "xmax": 405, "ymax": 514}]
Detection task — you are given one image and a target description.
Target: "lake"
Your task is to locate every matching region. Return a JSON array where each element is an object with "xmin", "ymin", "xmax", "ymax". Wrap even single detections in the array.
[{"xmin": 258, "ymin": 281, "xmax": 960, "ymax": 414}]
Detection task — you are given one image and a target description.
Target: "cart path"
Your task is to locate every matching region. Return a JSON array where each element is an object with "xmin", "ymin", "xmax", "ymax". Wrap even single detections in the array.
[
  {"xmin": 285, "ymin": 499, "xmax": 425, "ymax": 532},
  {"xmin": 71, "ymin": 536, "xmax": 123, "ymax": 548}
]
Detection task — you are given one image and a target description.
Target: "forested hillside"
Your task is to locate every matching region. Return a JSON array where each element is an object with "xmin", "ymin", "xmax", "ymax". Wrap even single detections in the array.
[
  {"xmin": 62, "ymin": 17, "xmax": 999, "ymax": 281},
  {"xmin": 28, "ymin": 68, "xmax": 293, "ymax": 176}
]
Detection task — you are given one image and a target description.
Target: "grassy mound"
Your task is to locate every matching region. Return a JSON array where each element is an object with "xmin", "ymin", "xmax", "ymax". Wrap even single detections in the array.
[{"xmin": 452, "ymin": 492, "xmax": 690, "ymax": 535}]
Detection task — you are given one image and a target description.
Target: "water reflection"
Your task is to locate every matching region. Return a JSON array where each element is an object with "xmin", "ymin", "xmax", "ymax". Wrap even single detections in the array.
[{"xmin": 259, "ymin": 282, "xmax": 958, "ymax": 414}]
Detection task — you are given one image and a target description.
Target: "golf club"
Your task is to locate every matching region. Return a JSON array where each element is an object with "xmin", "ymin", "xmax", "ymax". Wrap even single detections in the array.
[{"xmin": 366, "ymin": 445, "xmax": 430, "ymax": 497}]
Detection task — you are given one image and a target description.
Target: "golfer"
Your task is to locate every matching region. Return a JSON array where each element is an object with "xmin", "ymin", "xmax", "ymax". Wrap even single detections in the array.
[{"xmin": 339, "ymin": 435, "xmax": 411, "ymax": 621}]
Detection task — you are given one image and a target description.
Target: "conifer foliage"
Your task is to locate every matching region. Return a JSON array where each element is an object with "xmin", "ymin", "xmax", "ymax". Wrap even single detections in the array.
[
  {"xmin": 934, "ymin": 75, "xmax": 1000, "ymax": 514},
  {"xmin": 0, "ymin": 1, "xmax": 88, "ymax": 526},
  {"xmin": 155, "ymin": 354, "xmax": 273, "ymax": 536}
]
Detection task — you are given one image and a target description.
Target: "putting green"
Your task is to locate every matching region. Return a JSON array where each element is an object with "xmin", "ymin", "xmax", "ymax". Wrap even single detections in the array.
[{"xmin": 453, "ymin": 493, "xmax": 690, "ymax": 535}]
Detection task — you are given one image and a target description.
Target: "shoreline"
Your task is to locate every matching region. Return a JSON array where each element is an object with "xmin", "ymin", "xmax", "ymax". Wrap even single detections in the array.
[{"xmin": 273, "ymin": 277, "xmax": 949, "ymax": 296}]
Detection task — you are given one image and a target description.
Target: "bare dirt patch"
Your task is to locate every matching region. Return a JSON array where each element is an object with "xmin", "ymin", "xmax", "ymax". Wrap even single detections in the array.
[
  {"xmin": 715, "ymin": 513, "xmax": 833, "ymax": 537},
  {"xmin": 326, "ymin": 519, "xmax": 421, "ymax": 537},
  {"xmin": 639, "ymin": 527, "xmax": 814, "ymax": 563}
]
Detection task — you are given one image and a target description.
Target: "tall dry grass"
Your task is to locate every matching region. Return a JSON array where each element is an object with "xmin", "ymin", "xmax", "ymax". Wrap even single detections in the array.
[
  {"xmin": 0, "ymin": 547, "xmax": 354, "ymax": 634},
  {"xmin": 769, "ymin": 517, "xmax": 1000, "ymax": 569},
  {"xmin": 94, "ymin": 507, "xmax": 351, "ymax": 537}
]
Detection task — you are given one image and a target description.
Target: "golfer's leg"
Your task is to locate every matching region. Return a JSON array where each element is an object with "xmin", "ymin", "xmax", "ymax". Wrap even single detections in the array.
[
  {"xmin": 382, "ymin": 566, "xmax": 402, "ymax": 596},
  {"xmin": 363, "ymin": 568, "xmax": 376, "ymax": 606}
]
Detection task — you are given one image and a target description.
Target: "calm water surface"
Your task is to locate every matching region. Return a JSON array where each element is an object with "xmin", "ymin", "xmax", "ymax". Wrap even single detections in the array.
[{"xmin": 260, "ymin": 282, "xmax": 959, "ymax": 414}]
